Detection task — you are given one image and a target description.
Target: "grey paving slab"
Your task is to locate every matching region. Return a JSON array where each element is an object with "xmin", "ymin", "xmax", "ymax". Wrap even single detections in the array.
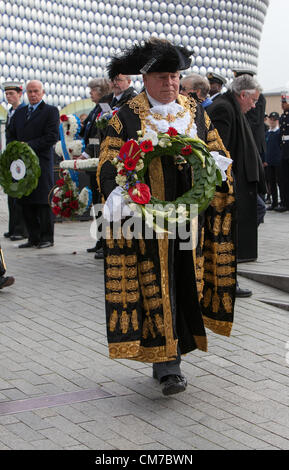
[{"xmin": 1, "ymin": 189, "xmax": 289, "ymax": 449}]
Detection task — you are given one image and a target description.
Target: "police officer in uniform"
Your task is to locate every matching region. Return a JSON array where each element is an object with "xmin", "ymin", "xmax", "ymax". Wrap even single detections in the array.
[
  {"xmin": 2, "ymin": 81, "xmax": 27, "ymax": 241},
  {"xmin": 276, "ymin": 90, "xmax": 289, "ymax": 211},
  {"xmin": 206, "ymin": 72, "xmax": 227, "ymax": 102}
]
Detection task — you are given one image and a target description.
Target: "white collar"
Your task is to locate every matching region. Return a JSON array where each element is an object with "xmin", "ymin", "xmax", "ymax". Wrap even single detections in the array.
[{"xmin": 145, "ymin": 90, "xmax": 176, "ymax": 107}]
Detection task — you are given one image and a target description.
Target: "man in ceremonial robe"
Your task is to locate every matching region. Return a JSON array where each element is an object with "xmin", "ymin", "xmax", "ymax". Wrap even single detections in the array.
[{"xmin": 98, "ymin": 39, "xmax": 236, "ymax": 396}]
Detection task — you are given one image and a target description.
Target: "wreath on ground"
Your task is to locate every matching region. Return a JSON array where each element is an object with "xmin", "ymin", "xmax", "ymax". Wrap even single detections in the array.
[
  {"xmin": 51, "ymin": 169, "xmax": 92, "ymax": 218},
  {"xmin": 0, "ymin": 141, "xmax": 41, "ymax": 198},
  {"xmin": 111, "ymin": 127, "xmax": 227, "ymax": 229}
]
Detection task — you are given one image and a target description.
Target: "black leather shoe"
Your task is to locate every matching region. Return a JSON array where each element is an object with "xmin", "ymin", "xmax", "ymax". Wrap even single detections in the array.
[
  {"xmin": 87, "ymin": 246, "xmax": 98, "ymax": 252},
  {"xmin": 19, "ymin": 242, "xmax": 37, "ymax": 248},
  {"xmin": 10, "ymin": 235, "xmax": 26, "ymax": 241},
  {"xmin": 38, "ymin": 241, "xmax": 54, "ymax": 249},
  {"xmin": 3, "ymin": 232, "xmax": 11, "ymax": 238},
  {"xmin": 274, "ymin": 206, "xmax": 288, "ymax": 212},
  {"xmin": 94, "ymin": 249, "xmax": 104, "ymax": 259},
  {"xmin": 0, "ymin": 276, "xmax": 15, "ymax": 289},
  {"xmin": 161, "ymin": 375, "xmax": 187, "ymax": 396},
  {"xmin": 236, "ymin": 286, "xmax": 252, "ymax": 297}
]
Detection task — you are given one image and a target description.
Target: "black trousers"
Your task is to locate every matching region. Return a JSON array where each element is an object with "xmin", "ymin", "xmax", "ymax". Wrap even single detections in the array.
[
  {"xmin": 267, "ymin": 165, "xmax": 282, "ymax": 207},
  {"xmin": 7, "ymin": 196, "xmax": 27, "ymax": 237},
  {"xmin": 279, "ymin": 159, "xmax": 289, "ymax": 208},
  {"xmin": 22, "ymin": 204, "xmax": 54, "ymax": 244}
]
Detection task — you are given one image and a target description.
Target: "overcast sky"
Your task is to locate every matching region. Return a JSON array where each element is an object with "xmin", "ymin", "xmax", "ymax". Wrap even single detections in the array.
[{"xmin": 257, "ymin": 0, "xmax": 289, "ymax": 92}]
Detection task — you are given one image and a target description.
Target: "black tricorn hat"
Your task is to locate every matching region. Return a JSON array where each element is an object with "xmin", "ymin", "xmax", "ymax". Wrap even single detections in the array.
[{"xmin": 107, "ymin": 38, "xmax": 192, "ymax": 80}]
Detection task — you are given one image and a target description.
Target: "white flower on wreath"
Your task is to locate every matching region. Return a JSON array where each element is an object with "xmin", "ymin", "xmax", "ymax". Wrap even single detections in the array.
[{"xmin": 140, "ymin": 130, "xmax": 159, "ymax": 146}]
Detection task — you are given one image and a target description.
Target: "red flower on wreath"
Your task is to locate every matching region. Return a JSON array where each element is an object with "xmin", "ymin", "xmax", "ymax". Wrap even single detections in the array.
[
  {"xmin": 69, "ymin": 200, "xmax": 79, "ymax": 209},
  {"xmin": 56, "ymin": 178, "xmax": 65, "ymax": 186},
  {"xmin": 128, "ymin": 183, "xmax": 151, "ymax": 205},
  {"xmin": 167, "ymin": 127, "xmax": 178, "ymax": 136},
  {"xmin": 52, "ymin": 196, "xmax": 60, "ymax": 203},
  {"xmin": 60, "ymin": 115, "xmax": 68, "ymax": 122},
  {"xmin": 140, "ymin": 140, "xmax": 153, "ymax": 153},
  {"xmin": 181, "ymin": 145, "xmax": 192, "ymax": 156},
  {"xmin": 119, "ymin": 140, "xmax": 141, "ymax": 161},
  {"xmin": 65, "ymin": 190, "xmax": 73, "ymax": 198},
  {"xmin": 52, "ymin": 206, "xmax": 61, "ymax": 215},
  {"xmin": 124, "ymin": 155, "xmax": 140, "ymax": 171},
  {"xmin": 62, "ymin": 208, "xmax": 72, "ymax": 218}
]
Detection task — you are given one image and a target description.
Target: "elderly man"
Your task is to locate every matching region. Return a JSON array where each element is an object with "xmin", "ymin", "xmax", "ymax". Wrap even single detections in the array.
[
  {"xmin": 207, "ymin": 75, "xmax": 266, "ymax": 294},
  {"xmin": 97, "ymin": 38, "xmax": 236, "ymax": 396},
  {"xmin": 3, "ymin": 81, "xmax": 27, "ymax": 242},
  {"xmin": 7, "ymin": 80, "xmax": 59, "ymax": 249}
]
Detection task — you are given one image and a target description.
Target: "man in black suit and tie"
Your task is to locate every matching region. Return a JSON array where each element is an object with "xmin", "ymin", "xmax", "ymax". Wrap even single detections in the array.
[
  {"xmin": 3, "ymin": 80, "xmax": 27, "ymax": 241},
  {"xmin": 7, "ymin": 80, "xmax": 59, "ymax": 249}
]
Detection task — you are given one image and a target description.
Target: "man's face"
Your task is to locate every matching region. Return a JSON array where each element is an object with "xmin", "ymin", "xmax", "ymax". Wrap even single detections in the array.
[
  {"xmin": 281, "ymin": 101, "xmax": 289, "ymax": 112},
  {"xmin": 143, "ymin": 71, "xmax": 180, "ymax": 104},
  {"xmin": 26, "ymin": 81, "xmax": 45, "ymax": 105},
  {"xmin": 5, "ymin": 89, "xmax": 22, "ymax": 108},
  {"xmin": 238, "ymin": 89, "xmax": 260, "ymax": 114},
  {"xmin": 269, "ymin": 118, "xmax": 278, "ymax": 129},
  {"xmin": 90, "ymin": 87, "xmax": 102, "ymax": 104},
  {"xmin": 111, "ymin": 74, "xmax": 131, "ymax": 96},
  {"xmin": 209, "ymin": 81, "xmax": 222, "ymax": 97}
]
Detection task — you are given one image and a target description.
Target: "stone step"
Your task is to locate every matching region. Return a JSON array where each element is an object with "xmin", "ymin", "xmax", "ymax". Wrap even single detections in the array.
[
  {"xmin": 238, "ymin": 270, "xmax": 289, "ymax": 293},
  {"xmin": 257, "ymin": 298, "xmax": 289, "ymax": 312}
]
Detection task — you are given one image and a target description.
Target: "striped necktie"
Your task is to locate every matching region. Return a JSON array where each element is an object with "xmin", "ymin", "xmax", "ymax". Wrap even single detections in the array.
[{"xmin": 26, "ymin": 105, "xmax": 34, "ymax": 120}]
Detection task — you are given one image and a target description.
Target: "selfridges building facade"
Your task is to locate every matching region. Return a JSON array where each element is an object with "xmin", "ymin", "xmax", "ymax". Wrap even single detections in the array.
[{"xmin": 0, "ymin": 0, "xmax": 269, "ymax": 109}]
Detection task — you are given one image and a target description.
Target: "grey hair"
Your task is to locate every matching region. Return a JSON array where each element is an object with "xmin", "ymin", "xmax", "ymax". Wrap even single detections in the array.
[
  {"xmin": 230, "ymin": 74, "xmax": 262, "ymax": 95},
  {"xmin": 88, "ymin": 78, "xmax": 111, "ymax": 95},
  {"xmin": 181, "ymin": 73, "xmax": 210, "ymax": 98}
]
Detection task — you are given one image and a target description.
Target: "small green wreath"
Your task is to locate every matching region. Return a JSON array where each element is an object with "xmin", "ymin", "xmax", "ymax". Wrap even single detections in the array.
[{"xmin": 0, "ymin": 141, "xmax": 41, "ymax": 198}]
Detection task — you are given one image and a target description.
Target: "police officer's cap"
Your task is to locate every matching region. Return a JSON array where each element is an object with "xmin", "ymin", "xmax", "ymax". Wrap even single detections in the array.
[
  {"xmin": 2, "ymin": 81, "xmax": 23, "ymax": 92},
  {"xmin": 232, "ymin": 68, "xmax": 256, "ymax": 78},
  {"xmin": 206, "ymin": 72, "xmax": 226, "ymax": 86},
  {"xmin": 268, "ymin": 112, "xmax": 279, "ymax": 120}
]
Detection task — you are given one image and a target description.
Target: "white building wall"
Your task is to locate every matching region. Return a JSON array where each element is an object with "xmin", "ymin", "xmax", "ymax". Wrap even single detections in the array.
[{"xmin": 0, "ymin": 0, "xmax": 269, "ymax": 108}]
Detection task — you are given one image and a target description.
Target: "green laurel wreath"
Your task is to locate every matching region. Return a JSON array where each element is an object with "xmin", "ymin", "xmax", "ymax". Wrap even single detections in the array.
[
  {"xmin": 0, "ymin": 141, "xmax": 41, "ymax": 198},
  {"xmin": 138, "ymin": 136, "xmax": 223, "ymax": 214}
]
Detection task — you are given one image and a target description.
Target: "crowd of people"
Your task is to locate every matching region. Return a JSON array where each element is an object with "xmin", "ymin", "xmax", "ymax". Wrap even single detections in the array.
[{"xmin": 0, "ymin": 37, "xmax": 288, "ymax": 397}]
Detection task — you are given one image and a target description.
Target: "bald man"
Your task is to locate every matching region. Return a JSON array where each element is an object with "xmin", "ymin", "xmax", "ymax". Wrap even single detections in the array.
[{"xmin": 7, "ymin": 81, "xmax": 59, "ymax": 248}]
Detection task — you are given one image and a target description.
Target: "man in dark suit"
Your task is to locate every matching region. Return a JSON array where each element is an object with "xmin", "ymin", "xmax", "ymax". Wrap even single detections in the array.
[
  {"xmin": 207, "ymin": 74, "xmax": 266, "ymax": 297},
  {"xmin": 7, "ymin": 80, "xmax": 59, "ymax": 249},
  {"xmin": 2, "ymin": 81, "xmax": 27, "ymax": 241}
]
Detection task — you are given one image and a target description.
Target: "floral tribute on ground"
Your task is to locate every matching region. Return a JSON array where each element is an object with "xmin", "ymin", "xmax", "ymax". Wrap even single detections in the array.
[
  {"xmin": 110, "ymin": 127, "xmax": 227, "ymax": 231},
  {"xmin": 51, "ymin": 169, "xmax": 92, "ymax": 218}
]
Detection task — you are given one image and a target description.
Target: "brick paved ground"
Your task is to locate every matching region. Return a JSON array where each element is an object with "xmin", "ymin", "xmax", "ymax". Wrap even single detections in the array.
[{"xmin": 0, "ymin": 189, "xmax": 289, "ymax": 450}]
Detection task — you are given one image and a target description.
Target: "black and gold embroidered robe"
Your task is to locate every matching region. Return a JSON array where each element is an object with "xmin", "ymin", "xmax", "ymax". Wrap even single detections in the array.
[{"xmin": 98, "ymin": 92, "xmax": 236, "ymax": 363}]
